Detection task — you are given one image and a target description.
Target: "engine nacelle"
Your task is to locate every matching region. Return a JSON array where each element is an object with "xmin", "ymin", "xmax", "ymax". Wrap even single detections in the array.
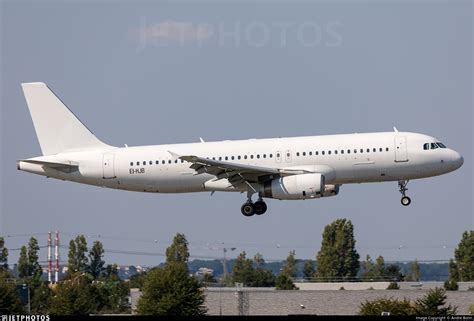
[{"xmin": 262, "ymin": 173, "xmax": 325, "ymax": 200}]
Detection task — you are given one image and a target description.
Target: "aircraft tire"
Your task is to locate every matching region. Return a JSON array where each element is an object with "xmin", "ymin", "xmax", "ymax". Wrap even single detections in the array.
[
  {"xmin": 241, "ymin": 203, "xmax": 255, "ymax": 216},
  {"xmin": 254, "ymin": 201, "xmax": 267, "ymax": 215},
  {"xmin": 401, "ymin": 196, "xmax": 411, "ymax": 206}
]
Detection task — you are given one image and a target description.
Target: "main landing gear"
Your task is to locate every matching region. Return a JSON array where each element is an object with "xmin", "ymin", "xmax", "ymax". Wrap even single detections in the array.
[
  {"xmin": 241, "ymin": 192, "xmax": 267, "ymax": 216},
  {"xmin": 398, "ymin": 180, "xmax": 411, "ymax": 206}
]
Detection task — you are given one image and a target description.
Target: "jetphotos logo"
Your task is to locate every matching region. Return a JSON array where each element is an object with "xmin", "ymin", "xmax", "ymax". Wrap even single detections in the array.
[
  {"xmin": 2, "ymin": 316, "xmax": 50, "ymax": 321},
  {"xmin": 130, "ymin": 18, "xmax": 344, "ymax": 52}
]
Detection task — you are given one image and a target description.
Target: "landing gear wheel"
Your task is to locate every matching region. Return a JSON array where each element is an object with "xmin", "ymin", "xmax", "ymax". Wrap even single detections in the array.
[
  {"xmin": 254, "ymin": 201, "xmax": 267, "ymax": 215},
  {"xmin": 401, "ymin": 196, "xmax": 411, "ymax": 206},
  {"xmin": 241, "ymin": 203, "xmax": 255, "ymax": 216}
]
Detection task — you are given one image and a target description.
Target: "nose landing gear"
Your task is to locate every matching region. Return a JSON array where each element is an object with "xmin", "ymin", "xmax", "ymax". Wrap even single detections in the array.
[{"xmin": 398, "ymin": 180, "xmax": 411, "ymax": 206}]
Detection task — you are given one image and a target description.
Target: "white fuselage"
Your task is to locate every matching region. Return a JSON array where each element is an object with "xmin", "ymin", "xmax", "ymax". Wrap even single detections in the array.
[{"xmin": 18, "ymin": 131, "xmax": 463, "ymax": 196}]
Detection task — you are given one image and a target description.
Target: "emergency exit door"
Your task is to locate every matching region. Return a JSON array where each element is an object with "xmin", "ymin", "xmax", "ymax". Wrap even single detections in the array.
[{"xmin": 394, "ymin": 136, "xmax": 408, "ymax": 162}]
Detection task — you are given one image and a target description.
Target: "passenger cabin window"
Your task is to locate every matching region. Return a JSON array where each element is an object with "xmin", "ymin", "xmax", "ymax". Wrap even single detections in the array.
[
  {"xmin": 244, "ymin": 155, "xmax": 248, "ymax": 159},
  {"xmin": 130, "ymin": 162, "xmax": 133, "ymax": 166},
  {"xmin": 379, "ymin": 148, "xmax": 383, "ymax": 152},
  {"xmin": 322, "ymin": 151, "xmax": 325, "ymax": 155},
  {"xmin": 270, "ymin": 154, "xmax": 273, "ymax": 158},
  {"xmin": 296, "ymin": 152, "xmax": 300, "ymax": 157},
  {"xmin": 373, "ymin": 148, "xmax": 376, "ymax": 152},
  {"xmin": 386, "ymin": 147, "xmax": 389, "ymax": 152}
]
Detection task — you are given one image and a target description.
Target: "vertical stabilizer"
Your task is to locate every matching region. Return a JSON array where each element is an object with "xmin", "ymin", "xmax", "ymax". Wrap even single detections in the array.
[{"xmin": 21, "ymin": 82, "xmax": 111, "ymax": 155}]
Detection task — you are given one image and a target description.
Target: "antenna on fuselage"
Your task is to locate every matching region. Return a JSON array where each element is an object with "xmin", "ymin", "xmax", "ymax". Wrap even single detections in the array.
[
  {"xmin": 393, "ymin": 126, "xmax": 399, "ymax": 132},
  {"xmin": 199, "ymin": 137, "xmax": 205, "ymax": 143}
]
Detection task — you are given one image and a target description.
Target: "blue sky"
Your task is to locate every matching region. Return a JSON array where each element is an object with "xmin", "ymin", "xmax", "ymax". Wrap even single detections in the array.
[{"xmin": 1, "ymin": 0, "xmax": 472, "ymax": 267}]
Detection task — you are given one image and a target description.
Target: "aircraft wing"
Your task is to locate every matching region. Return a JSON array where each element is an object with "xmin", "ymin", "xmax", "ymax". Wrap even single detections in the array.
[{"xmin": 169, "ymin": 151, "xmax": 312, "ymax": 188}]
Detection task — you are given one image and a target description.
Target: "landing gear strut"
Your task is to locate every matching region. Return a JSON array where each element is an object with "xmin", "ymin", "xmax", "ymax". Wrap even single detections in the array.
[
  {"xmin": 398, "ymin": 180, "xmax": 411, "ymax": 206},
  {"xmin": 241, "ymin": 192, "xmax": 268, "ymax": 216}
]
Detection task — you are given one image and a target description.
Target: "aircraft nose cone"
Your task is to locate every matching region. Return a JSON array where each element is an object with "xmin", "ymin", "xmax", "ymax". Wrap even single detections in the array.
[{"xmin": 452, "ymin": 151, "xmax": 463, "ymax": 169}]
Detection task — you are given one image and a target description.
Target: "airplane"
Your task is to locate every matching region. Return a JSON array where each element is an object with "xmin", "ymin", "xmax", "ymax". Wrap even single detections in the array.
[{"xmin": 18, "ymin": 82, "xmax": 464, "ymax": 216}]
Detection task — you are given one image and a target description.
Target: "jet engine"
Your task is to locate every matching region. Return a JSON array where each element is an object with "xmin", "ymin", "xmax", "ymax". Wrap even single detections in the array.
[{"xmin": 262, "ymin": 173, "xmax": 325, "ymax": 200}]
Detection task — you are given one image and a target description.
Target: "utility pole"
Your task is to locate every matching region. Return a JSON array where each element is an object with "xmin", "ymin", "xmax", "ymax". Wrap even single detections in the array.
[{"xmin": 207, "ymin": 245, "xmax": 236, "ymax": 280}]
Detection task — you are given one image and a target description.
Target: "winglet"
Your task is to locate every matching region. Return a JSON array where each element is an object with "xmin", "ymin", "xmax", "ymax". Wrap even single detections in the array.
[{"xmin": 393, "ymin": 126, "xmax": 399, "ymax": 132}]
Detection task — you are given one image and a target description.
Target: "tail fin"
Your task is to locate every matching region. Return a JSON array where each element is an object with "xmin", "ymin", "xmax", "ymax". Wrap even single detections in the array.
[{"xmin": 21, "ymin": 82, "xmax": 111, "ymax": 155}]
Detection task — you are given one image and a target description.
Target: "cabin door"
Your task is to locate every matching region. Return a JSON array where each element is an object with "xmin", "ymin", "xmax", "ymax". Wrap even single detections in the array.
[
  {"xmin": 102, "ymin": 153, "xmax": 116, "ymax": 179},
  {"xmin": 394, "ymin": 136, "xmax": 408, "ymax": 162}
]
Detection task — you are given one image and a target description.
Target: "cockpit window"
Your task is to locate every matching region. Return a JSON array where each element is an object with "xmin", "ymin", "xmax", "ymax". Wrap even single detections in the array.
[
  {"xmin": 437, "ymin": 142, "xmax": 447, "ymax": 148},
  {"xmin": 423, "ymin": 143, "xmax": 429, "ymax": 150},
  {"xmin": 430, "ymin": 143, "xmax": 438, "ymax": 149}
]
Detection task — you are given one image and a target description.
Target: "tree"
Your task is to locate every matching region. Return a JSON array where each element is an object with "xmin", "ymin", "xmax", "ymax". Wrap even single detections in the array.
[
  {"xmin": 137, "ymin": 233, "xmax": 206, "ymax": 315},
  {"xmin": 253, "ymin": 253, "xmax": 265, "ymax": 268},
  {"xmin": 373, "ymin": 256, "xmax": 385, "ymax": 279},
  {"xmin": 252, "ymin": 253, "xmax": 276, "ymax": 287},
  {"xmin": 18, "ymin": 246, "xmax": 29, "ymax": 278},
  {"xmin": 0, "ymin": 237, "xmax": 8, "ymax": 270},
  {"xmin": 165, "ymin": 233, "xmax": 189, "ymax": 266},
  {"xmin": 17, "ymin": 238, "xmax": 42, "ymax": 284},
  {"xmin": 282, "ymin": 250, "xmax": 296, "ymax": 278},
  {"xmin": 27, "ymin": 237, "xmax": 42, "ymax": 284},
  {"xmin": 88, "ymin": 241, "xmax": 105, "ymax": 279},
  {"xmin": 316, "ymin": 219, "xmax": 360, "ymax": 281},
  {"xmin": 407, "ymin": 259, "xmax": 421, "ymax": 282},
  {"xmin": 414, "ymin": 288, "xmax": 457, "ymax": 316},
  {"xmin": 444, "ymin": 259, "xmax": 459, "ymax": 290},
  {"xmin": 95, "ymin": 267, "xmax": 130, "ymax": 314},
  {"xmin": 0, "ymin": 270, "xmax": 24, "ymax": 313},
  {"xmin": 137, "ymin": 263, "xmax": 206, "ymax": 315},
  {"xmin": 453, "ymin": 231, "xmax": 473, "ymax": 281},
  {"xmin": 275, "ymin": 274, "xmax": 297, "ymax": 290},
  {"xmin": 31, "ymin": 283, "xmax": 53, "ymax": 314},
  {"xmin": 68, "ymin": 235, "xmax": 88, "ymax": 274},
  {"xmin": 49, "ymin": 273, "xmax": 98, "ymax": 315},
  {"xmin": 385, "ymin": 264, "xmax": 403, "ymax": 282},
  {"xmin": 359, "ymin": 297, "xmax": 415, "ymax": 315},
  {"xmin": 359, "ymin": 288, "xmax": 457, "ymax": 316},
  {"xmin": 303, "ymin": 260, "xmax": 315, "ymax": 280},
  {"xmin": 231, "ymin": 252, "xmax": 255, "ymax": 286}
]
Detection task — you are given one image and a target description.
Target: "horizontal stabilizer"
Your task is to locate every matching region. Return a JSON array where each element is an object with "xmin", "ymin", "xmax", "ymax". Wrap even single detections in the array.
[{"xmin": 17, "ymin": 159, "xmax": 79, "ymax": 173}]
